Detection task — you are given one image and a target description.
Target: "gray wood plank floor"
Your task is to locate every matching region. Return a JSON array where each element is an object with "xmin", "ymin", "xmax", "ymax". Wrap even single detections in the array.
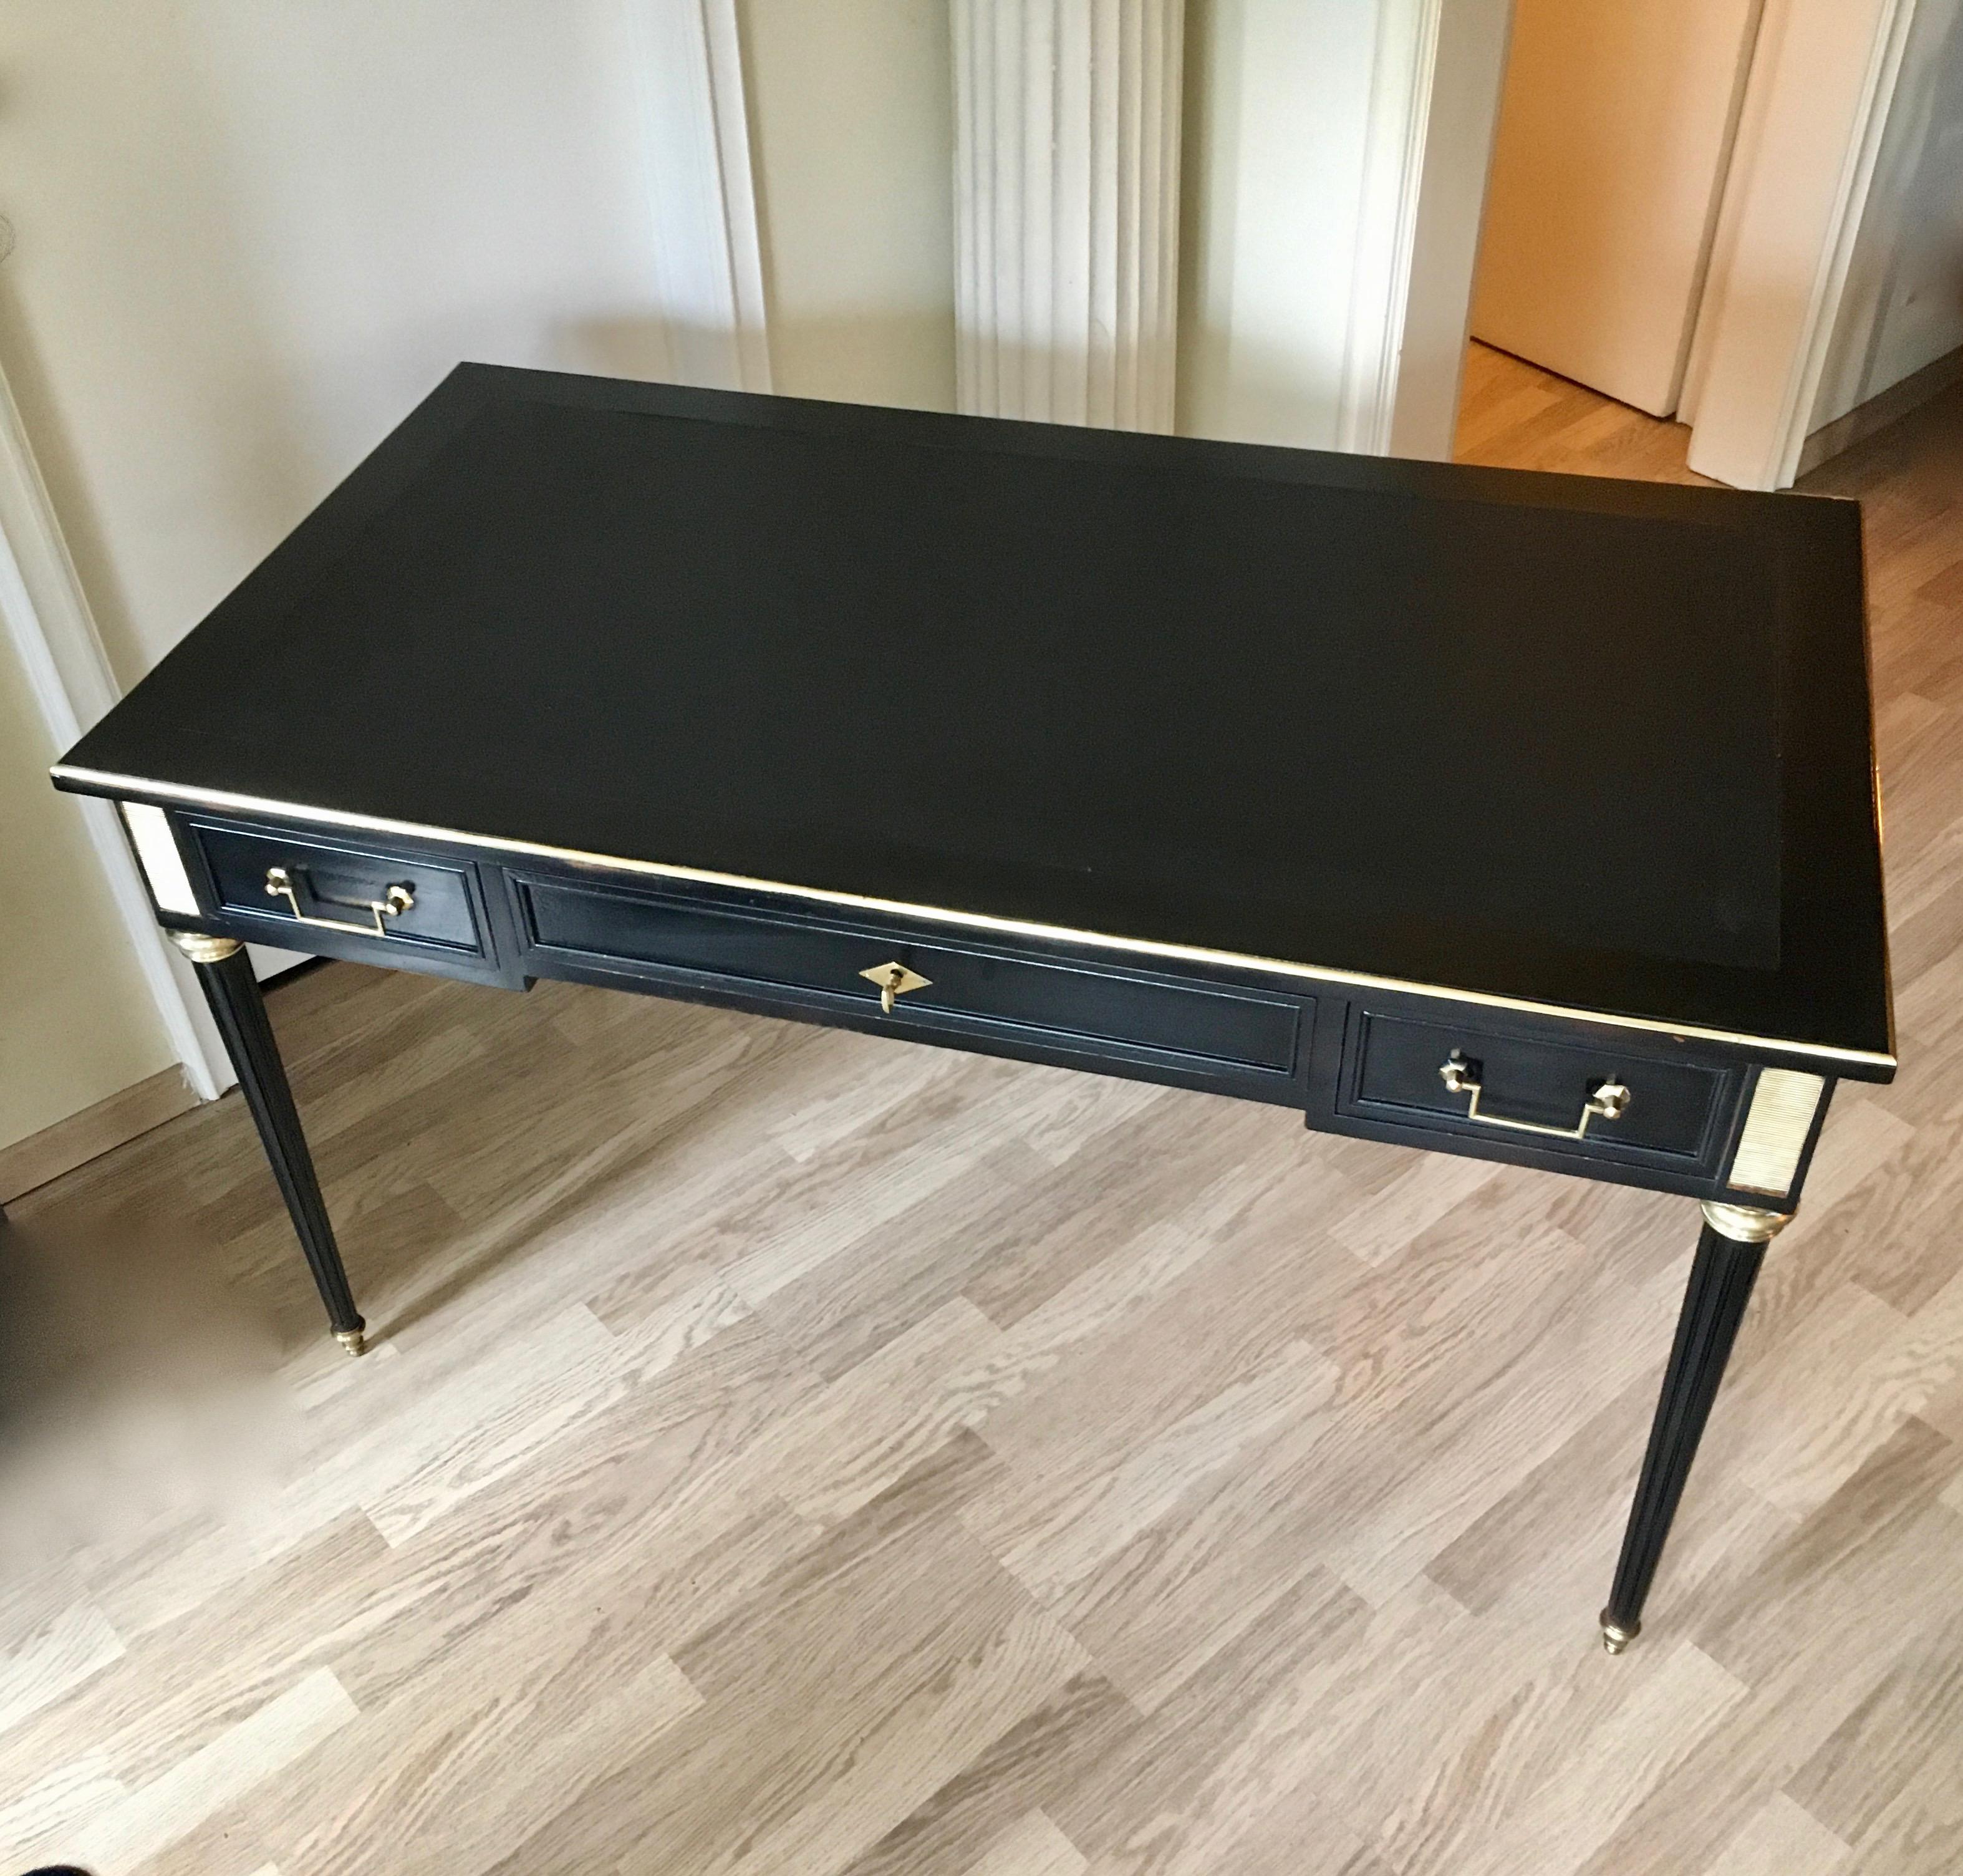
[{"xmin": 4, "ymin": 347, "xmax": 1961, "ymax": 1875}]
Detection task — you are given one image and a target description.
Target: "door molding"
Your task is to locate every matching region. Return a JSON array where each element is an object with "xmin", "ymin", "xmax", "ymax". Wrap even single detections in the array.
[
  {"xmin": 952, "ymin": 0, "xmax": 1184, "ymax": 430},
  {"xmin": 0, "ymin": 369, "xmax": 231, "ymax": 1101},
  {"xmin": 1342, "ymin": 0, "xmax": 1514, "ymax": 462},
  {"xmin": 632, "ymin": 0, "xmax": 771, "ymax": 393},
  {"xmin": 1339, "ymin": 0, "xmax": 1445, "ymax": 455},
  {"xmin": 1682, "ymin": 0, "xmax": 1919, "ymax": 488}
]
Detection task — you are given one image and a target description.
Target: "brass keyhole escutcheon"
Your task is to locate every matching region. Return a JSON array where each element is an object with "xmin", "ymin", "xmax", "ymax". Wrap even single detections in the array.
[{"xmin": 860, "ymin": 960, "xmax": 930, "ymax": 1013}]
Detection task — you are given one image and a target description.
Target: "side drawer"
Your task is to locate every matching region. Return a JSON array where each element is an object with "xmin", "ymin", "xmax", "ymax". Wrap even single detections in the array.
[
  {"xmin": 516, "ymin": 875, "xmax": 1303, "ymax": 1075},
  {"xmin": 185, "ymin": 818, "xmax": 485, "ymax": 957},
  {"xmin": 1340, "ymin": 1010, "xmax": 1730, "ymax": 1165}
]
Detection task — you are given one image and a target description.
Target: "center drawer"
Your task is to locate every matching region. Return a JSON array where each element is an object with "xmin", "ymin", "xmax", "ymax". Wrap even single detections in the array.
[{"xmin": 514, "ymin": 874, "xmax": 1303, "ymax": 1075}]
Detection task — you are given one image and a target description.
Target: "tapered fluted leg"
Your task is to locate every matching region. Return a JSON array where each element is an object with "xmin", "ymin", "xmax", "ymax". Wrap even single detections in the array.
[
  {"xmin": 1600, "ymin": 1200, "xmax": 1790, "ymax": 1651},
  {"xmin": 173, "ymin": 932, "xmax": 366, "ymax": 1353}
]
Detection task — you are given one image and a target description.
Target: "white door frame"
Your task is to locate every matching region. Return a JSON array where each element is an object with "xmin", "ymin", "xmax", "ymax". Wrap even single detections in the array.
[
  {"xmin": 1339, "ymin": 0, "xmax": 1449, "ymax": 455},
  {"xmin": 1680, "ymin": 0, "xmax": 1920, "ymax": 488},
  {"xmin": 952, "ymin": 0, "xmax": 1185, "ymax": 431},
  {"xmin": 1338, "ymin": 0, "xmax": 1515, "ymax": 462},
  {"xmin": 0, "ymin": 368, "xmax": 232, "ymax": 1101}
]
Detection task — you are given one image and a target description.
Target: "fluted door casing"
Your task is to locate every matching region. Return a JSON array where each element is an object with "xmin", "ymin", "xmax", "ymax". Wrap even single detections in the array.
[{"xmin": 953, "ymin": 0, "xmax": 1184, "ymax": 431}]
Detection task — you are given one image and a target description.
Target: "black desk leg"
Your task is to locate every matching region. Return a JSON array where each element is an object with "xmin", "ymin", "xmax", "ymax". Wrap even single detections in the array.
[
  {"xmin": 172, "ymin": 933, "xmax": 367, "ymax": 1356},
  {"xmin": 1600, "ymin": 1200, "xmax": 1790, "ymax": 1652}
]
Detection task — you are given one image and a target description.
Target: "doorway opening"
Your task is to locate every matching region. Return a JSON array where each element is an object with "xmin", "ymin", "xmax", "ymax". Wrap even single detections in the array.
[{"xmin": 1451, "ymin": 0, "xmax": 1963, "ymax": 490}]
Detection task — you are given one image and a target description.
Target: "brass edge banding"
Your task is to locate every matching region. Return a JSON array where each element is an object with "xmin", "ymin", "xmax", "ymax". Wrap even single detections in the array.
[
  {"xmin": 53, "ymin": 763, "xmax": 1896, "ymax": 1071},
  {"xmin": 1857, "ymin": 599, "xmax": 1897, "ymax": 1061}
]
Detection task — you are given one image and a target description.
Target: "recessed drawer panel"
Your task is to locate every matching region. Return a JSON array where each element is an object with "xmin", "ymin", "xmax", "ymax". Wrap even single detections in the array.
[
  {"xmin": 1345, "ymin": 1012, "xmax": 1725, "ymax": 1161},
  {"xmin": 519, "ymin": 877, "xmax": 1302, "ymax": 1074},
  {"xmin": 190, "ymin": 820, "xmax": 483, "ymax": 955}
]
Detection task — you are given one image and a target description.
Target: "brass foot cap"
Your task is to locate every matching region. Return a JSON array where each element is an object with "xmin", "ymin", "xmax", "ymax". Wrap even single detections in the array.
[
  {"xmin": 334, "ymin": 1327, "xmax": 367, "ymax": 1357},
  {"xmin": 1599, "ymin": 1612, "xmax": 1639, "ymax": 1655}
]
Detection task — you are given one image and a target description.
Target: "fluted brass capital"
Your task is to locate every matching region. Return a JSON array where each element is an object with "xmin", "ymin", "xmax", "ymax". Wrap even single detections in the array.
[
  {"xmin": 170, "ymin": 931, "xmax": 243, "ymax": 965},
  {"xmin": 1700, "ymin": 1200, "xmax": 1792, "ymax": 1245}
]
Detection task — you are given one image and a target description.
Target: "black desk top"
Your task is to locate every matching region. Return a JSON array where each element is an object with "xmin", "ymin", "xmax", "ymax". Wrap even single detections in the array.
[{"xmin": 58, "ymin": 364, "xmax": 1892, "ymax": 1068}]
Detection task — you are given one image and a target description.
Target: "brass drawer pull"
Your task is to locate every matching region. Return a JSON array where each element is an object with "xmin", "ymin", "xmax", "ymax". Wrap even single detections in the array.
[
  {"xmin": 265, "ymin": 865, "xmax": 415, "ymax": 939},
  {"xmin": 859, "ymin": 960, "xmax": 931, "ymax": 1013},
  {"xmin": 1439, "ymin": 1050, "xmax": 1630, "ymax": 1140}
]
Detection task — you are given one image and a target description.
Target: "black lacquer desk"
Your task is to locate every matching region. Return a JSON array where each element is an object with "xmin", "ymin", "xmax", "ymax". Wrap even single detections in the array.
[{"xmin": 54, "ymin": 365, "xmax": 1893, "ymax": 1653}]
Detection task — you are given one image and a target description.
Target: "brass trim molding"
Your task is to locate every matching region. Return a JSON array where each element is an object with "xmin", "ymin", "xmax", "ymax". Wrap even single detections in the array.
[
  {"xmin": 56, "ymin": 762, "xmax": 1897, "ymax": 1071},
  {"xmin": 1700, "ymin": 1200, "xmax": 1793, "ymax": 1244},
  {"xmin": 169, "ymin": 930, "xmax": 243, "ymax": 965}
]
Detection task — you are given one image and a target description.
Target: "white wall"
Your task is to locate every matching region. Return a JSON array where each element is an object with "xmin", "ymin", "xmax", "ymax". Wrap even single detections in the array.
[
  {"xmin": 1177, "ymin": 0, "xmax": 1381, "ymax": 448},
  {"xmin": 1, "ymin": 0, "xmax": 1490, "ymax": 669},
  {"xmin": 0, "ymin": 1, "xmax": 685, "ymax": 688},
  {"xmin": 739, "ymin": 0, "xmax": 957, "ymax": 411},
  {"xmin": 1177, "ymin": 1, "xmax": 1502, "ymax": 458},
  {"xmin": 1811, "ymin": 0, "xmax": 1963, "ymax": 427}
]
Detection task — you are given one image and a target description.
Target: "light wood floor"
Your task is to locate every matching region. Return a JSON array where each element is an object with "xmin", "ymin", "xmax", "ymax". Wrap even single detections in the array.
[{"xmin": 6, "ymin": 344, "xmax": 1963, "ymax": 1876}]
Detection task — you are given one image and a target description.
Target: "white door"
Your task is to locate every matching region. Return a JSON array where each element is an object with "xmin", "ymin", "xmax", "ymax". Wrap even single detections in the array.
[{"xmin": 1470, "ymin": 0, "xmax": 1764, "ymax": 417}]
